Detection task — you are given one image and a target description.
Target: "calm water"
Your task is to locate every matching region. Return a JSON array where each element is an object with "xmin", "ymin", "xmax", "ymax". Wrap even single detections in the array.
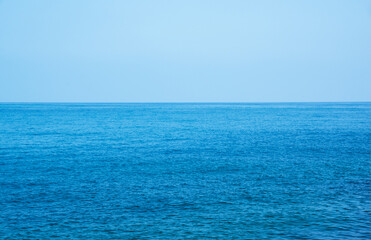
[{"xmin": 0, "ymin": 103, "xmax": 370, "ymax": 239}]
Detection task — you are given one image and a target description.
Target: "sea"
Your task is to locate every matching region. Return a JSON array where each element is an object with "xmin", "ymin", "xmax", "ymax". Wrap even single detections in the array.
[{"xmin": 0, "ymin": 103, "xmax": 370, "ymax": 239}]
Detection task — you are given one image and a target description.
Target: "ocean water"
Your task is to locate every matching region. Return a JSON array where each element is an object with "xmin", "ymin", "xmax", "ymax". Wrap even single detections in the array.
[{"xmin": 0, "ymin": 103, "xmax": 370, "ymax": 239}]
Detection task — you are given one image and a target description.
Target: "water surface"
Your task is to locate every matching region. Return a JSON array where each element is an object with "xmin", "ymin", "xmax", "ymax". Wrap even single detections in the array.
[{"xmin": 0, "ymin": 103, "xmax": 370, "ymax": 239}]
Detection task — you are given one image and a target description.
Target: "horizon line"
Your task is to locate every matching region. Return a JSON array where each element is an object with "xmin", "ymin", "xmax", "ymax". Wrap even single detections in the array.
[{"xmin": 1, "ymin": 101, "xmax": 370, "ymax": 104}]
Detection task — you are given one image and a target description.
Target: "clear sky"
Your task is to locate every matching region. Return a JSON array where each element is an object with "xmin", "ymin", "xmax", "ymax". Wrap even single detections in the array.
[{"xmin": 0, "ymin": 0, "xmax": 370, "ymax": 102}]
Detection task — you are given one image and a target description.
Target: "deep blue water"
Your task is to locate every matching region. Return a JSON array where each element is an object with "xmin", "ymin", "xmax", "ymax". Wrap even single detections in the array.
[{"xmin": 0, "ymin": 103, "xmax": 370, "ymax": 239}]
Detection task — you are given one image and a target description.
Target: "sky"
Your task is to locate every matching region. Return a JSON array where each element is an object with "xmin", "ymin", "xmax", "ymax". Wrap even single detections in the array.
[{"xmin": 0, "ymin": 0, "xmax": 370, "ymax": 102}]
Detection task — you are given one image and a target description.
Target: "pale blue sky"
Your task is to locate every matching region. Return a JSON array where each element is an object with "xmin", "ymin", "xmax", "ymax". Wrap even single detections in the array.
[{"xmin": 0, "ymin": 0, "xmax": 370, "ymax": 102}]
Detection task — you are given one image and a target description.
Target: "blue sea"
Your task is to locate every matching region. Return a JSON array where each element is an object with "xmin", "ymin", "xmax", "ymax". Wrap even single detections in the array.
[{"xmin": 0, "ymin": 103, "xmax": 370, "ymax": 239}]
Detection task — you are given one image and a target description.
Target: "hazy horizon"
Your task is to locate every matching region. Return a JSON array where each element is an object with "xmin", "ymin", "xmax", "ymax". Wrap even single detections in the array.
[{"xmin": 1, "ymin": 101, "xmax": 371, "ymax": 104}]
